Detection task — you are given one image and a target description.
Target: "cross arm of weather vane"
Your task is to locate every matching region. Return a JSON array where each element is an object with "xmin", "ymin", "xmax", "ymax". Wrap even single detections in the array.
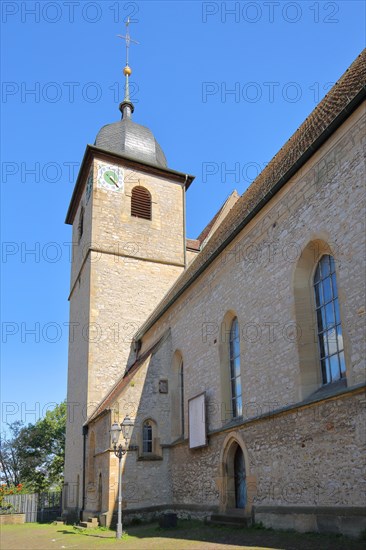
[
  {"xmin": 117, "ymin": 18, "xmax": 140, "ymax": 51},
  {"xmin": 117, "ymin": 34, "xmax": 140, "ymax": 47}
]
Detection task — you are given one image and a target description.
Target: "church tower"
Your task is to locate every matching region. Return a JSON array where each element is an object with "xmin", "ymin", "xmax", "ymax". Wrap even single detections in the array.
[{"xmin": 63, "ymin": 22, "xmax": 194, "ymax": 518}]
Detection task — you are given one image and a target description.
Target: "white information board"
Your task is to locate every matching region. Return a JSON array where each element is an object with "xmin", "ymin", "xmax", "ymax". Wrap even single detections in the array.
[{"xmin": 188, "ymin": 392, "xmax": 207, "ymax": 449}]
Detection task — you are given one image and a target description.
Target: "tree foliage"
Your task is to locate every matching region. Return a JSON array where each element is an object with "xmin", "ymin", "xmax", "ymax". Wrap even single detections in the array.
[{"xmin": 0, "ymin": 401, "xmax": 66, "ymax": 492}]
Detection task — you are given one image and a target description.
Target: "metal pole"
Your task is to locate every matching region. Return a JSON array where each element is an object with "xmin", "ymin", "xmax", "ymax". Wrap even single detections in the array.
[{"xmin": 116, "ymin": 450, "xmax": 122, "ymax": 539}]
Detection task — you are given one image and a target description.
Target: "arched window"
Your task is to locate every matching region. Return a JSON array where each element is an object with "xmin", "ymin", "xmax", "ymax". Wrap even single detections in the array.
[
  {"xmin": 179, "ymin": 361, "xmax": 184, "ymax": 437},
  {"xmin": 229, "ymin": 317, "xmax": 242, "ymax": 418},
  {"xmin": 98, "ymin": 473, "xmax": 102, "ymax": 512},
  {"xmin": 142, "ymin": 421, "xmax": 153, "ymax": 453},
  {"xmin": 314, "ymin": 255, "xmax": 345, "ymax": 384},
  {"xmin": 131, "ymin": 186, "xmax": 152, "ymax": 220},
  {"xmin": 88, "ymin": 431, "xmax": 95, "ymax": 484},
  {"xmin": 140, "ymin": 418, "xmax": 161, "ymax": 458},
  {"xmin": 78, "ymin": 206, "xmax": 84, "ymax": 242},
  {"xmin": 171, "ymin": 351, "xmax": 184, "ymax": 440}
]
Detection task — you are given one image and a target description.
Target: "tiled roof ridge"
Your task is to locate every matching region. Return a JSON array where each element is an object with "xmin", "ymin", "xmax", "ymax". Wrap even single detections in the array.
[{"xmin": 135, "ymin": 50, "xmax": 366, "ymax": 340}]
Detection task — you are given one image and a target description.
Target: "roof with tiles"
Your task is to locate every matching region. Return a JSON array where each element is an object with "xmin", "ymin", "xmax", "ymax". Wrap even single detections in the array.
[
  {"xmin": 135, "ymin": 49, "xmax": 366, "ymax": 341},
  {"xmin": 186, "ymin": 239, "xmax": 201, "ymax": 251}
]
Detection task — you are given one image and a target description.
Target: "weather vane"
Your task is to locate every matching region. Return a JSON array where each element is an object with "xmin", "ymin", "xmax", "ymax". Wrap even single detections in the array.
[
  {"xmin": 118, "ymin": 17, "xmax": 139, "ymax": 70},
  {"xmin": 117, "ymin": 18, "xmax": 139, "ymax": 115}
]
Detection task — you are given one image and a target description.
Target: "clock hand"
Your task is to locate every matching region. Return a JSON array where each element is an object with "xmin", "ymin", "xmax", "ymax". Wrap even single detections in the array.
[{"xmin": 109, "ymin": 175, "xmax": 118, "ymax": 187}]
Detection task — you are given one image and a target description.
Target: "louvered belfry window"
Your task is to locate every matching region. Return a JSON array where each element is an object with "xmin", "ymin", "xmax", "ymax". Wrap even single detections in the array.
[{"xmin": 131, "ymin": 186, "xmax": 152, "ymax": 220}]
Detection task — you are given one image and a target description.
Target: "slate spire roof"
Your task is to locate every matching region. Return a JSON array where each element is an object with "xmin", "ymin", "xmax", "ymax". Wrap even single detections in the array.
[
  {"xmin": 95, "ymin": 118, "xmax": 168, "ymax": 168},
  {"xmin": 94, "ymin": 31, "xmax": 167, "ymax": 168}
]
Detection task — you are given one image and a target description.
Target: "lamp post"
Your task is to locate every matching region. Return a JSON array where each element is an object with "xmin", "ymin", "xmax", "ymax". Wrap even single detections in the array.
[{"xmin": 110, "ymin": 415, "xmax": 134, "ymax": 539}]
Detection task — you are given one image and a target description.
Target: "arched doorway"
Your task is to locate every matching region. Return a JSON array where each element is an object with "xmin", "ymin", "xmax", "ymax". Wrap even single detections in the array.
[{"xmin": 219, "ymin": 433, "xmax": 253, "ymax": 515}]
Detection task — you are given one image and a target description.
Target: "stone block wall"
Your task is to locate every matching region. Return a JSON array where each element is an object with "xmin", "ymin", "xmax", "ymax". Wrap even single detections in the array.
[
  {"xmin": 140, "ymin": 104, "xmax": 365, "ymax": 430},
  {"xmin": 110, "ymin": 104, "xmax": 366, "ymax": 534},
  {"xmin": 64, "ymin": 158, "xmax": 187, "ymax": 513},
  {"xmin": 72, "ymin": 99, "xmax": 366, "ymax": 538}
]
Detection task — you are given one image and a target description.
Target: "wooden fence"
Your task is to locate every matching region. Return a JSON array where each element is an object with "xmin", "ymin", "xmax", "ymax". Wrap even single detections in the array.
[{"xmin": 4, "ymin": 492, "xmax": 62, "ymax": 523}]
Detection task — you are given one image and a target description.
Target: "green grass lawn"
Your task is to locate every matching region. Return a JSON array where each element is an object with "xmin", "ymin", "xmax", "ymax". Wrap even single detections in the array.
[{"xmin": 0, "ymin": 521, "xmax": 364, "ymax": 550}]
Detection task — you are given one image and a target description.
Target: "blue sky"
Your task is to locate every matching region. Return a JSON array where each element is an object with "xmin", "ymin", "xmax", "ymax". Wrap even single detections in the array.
[{"xmin": 1, "ymin": 0, "xmax": 365, "ymax": 429}]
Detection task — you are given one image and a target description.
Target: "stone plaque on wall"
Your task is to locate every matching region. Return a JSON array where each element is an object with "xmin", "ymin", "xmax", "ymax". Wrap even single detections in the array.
[{"xmin": 188, "ymin": 392, "xmax": 207, "ymax": 449}]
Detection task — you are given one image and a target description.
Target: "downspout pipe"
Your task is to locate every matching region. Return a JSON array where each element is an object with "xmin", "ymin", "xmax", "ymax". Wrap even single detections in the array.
[{"xmin": 183, "ymin": 174, "xmax": 188, "ymax": 268}]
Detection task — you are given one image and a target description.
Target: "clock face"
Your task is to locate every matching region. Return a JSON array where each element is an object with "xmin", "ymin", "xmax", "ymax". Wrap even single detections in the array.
[
  {"xmin": 97, "ymin": 162, "xmax": 124, "ymax": 192},
  {"xmin": 86, "ymin": 168, "xmax": 93, "ymax": 203}
]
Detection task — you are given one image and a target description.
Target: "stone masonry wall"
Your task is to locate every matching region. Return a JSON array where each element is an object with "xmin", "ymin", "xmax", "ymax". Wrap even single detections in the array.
[
  {"xmin": 124, "ymin": 103, "xmax": 366, "ymax": 511},
  {"xmin": 65, "ymin": 160, "xmax": 187, "ymax": 512},
  {"xmin": 87, "ymin": 163, "xmax": 186, "ymax": 407},
  {"xmin": 111, "ymin": 334, "xmax": 174, "ymax": 511},
  {"xmin": 141, "ymin": 103, "xmax": 365, "ymax": 428},
  {"xmin": 64, "ymin": 257, "xmax": 91, "ymax": 511},
  {"xmin": 170, "ymin": 390, "xmax": 365, "ymax": 510},
  {"xmin": 80, "ymin": 103, "xmax": 365, "ymax": 525}
]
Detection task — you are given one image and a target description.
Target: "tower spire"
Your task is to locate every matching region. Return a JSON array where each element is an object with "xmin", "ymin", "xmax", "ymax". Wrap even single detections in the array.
[{"xmin": 118, "ymin": 18, "xmax": 139, "ymax": 119}]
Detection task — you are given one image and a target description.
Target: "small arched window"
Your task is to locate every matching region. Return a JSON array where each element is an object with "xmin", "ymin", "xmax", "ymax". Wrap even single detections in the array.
[
  {"xmin": 131, "ymin": 186, "xmax": 152, "ymax": 220},
  {"xmin": 314, "ymin": 255, "xmax": 345, "ymax": 384},
  {"xmin": 142, "ymin": 421, "xmax": 153, "ymax": 453},
  {"xmin": 78, "ymin": 206, "xmax": 84, "ymax": 243},
  {"xmin": 229, "ymin": 317, "xmax": 242, "ymax": 418}
]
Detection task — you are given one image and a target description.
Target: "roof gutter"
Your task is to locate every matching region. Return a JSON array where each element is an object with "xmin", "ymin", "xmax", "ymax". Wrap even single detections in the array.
[{"xmin": 135, "ymin": 87, "xmax": 366, "ymax": 341}]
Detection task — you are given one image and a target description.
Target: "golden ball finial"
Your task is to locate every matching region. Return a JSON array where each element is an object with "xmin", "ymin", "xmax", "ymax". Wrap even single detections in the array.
[{"xmin": 123, "ymin": 65, "xmax": 132, "ymax": 76}]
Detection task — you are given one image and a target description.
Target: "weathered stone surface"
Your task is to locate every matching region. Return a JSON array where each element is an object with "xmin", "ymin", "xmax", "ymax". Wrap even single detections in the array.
[
  {"xmin": 64, "ymin": 73, "xmax": 366, "ymax": 539},
  {"xmin": 64, "ymin": 160, "xmax": 188, "ymax": 513}
]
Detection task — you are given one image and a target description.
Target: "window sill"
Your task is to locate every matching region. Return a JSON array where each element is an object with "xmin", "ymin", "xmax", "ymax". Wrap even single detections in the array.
[
  {"xmin": 137, "ymin": 454, "xmax": 163, "ymax": 461},
  {"xmin": 130, "ymin": 216, "xmax": 152, "ymax": 222},
  {"xmin": 221, "ymin": 415, "xmax": 244, "ymax": 431},
  {"xmin": 169, "ymin": 436, "xmax": 186, "ymax": 446},
  {"xmin": 307, "ymin": 378, "xmax": 347, "ymax": 401}
]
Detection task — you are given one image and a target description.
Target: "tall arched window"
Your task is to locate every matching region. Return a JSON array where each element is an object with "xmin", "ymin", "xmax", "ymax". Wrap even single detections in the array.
[
  {"xmin": 131, "ymin": 186, "xmax": 152, "ymax": 220},
  {"xmin": 98, "ymin": 473, "xmax": 102, "ymax": 511},
  {"xmin": 314, "ymin": 255, "xmax": 345, "ymax": 384},
  {"xmin": 142, "ymin": 421, "xmax": 153, "ymax": 453},
  {"xmin": 179, "ymin": 361, "xmax": 184, "ymax": 436},
  {"xmin": 88, "ymin": 431, "xmax": 95, "ymax": 484},
  {"xmin": 171, "ymin": 351, "xmax": 184, "ymax": 440},
  {"xmin": 229, "ymin": 317, "xmax": 242, "ymax": 418}
]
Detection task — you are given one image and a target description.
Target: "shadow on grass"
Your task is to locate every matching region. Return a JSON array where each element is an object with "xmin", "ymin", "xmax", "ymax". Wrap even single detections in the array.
[
  {"xmin": 57, "ymin": 528, "xmax": 116, "ymax": 539},
  {"xmin": 56, "ymin": 520, "xmax": 365, "ymax": 550}
]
